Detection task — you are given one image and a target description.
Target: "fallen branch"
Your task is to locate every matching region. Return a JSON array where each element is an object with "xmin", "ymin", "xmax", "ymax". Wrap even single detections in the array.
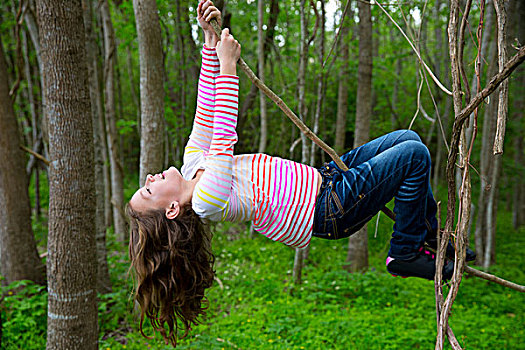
[
  {"xmin": 426, "ymin": 246, "xmax": 525, "ymax": 293},
  {"xmin": 464, "ymin": 266, "xmax": 525, "ymax": 292}
]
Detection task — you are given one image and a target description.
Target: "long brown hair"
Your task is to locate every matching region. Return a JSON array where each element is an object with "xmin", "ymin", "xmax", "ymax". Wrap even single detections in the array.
[{"xmin": 126, "ymin": 203, "xmax": 215, "ymax": 346}]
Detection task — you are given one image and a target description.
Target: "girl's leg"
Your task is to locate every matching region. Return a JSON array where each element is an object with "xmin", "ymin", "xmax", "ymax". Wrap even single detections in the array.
[
  {"xmin": 315, "ymin": 136, "xmax": 453, "ymax": 279},
  {"xmin": 324, "ymin": 129, "xmax": 439, "ymax": 245}
]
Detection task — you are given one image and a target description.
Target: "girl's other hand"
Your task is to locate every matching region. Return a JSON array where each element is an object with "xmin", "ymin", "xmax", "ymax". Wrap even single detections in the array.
[
  {"xmin": 216, "ymin": 28, "xmax": 241, "ymax": 75},
  {"xmin": 197, "ymin": 0, "xmax": 221, "ymax": 47}
]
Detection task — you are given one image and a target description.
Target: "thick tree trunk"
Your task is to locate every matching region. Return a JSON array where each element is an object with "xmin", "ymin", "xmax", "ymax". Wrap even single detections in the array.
[
  {"xmin": 101, "ymin": 0, "xmax": 127, "ymax": 242},
  {"xmin": 334, "ymin": 12, "xmax": 350, "ymax": 154},
  {"xmin": 346, "ymin": 0, "xmax": 372, "ymax": 272},
  {"xmin": 37, "ymin": 0, "xmax": 98, "ymax": 348},
  {"xmin": 83, "ymin": 0, "xmax": 112, "ymax": 294},
  {"xmin": 133, "ymin": 0, "xmax": 165, "ymax": 185},
  {"xmin": 0, "ymin": 37, "xmax": 45, "ymax": 286},
  {"xmin": 257, "ymin": 0, "xmax": 267, "ymax": 153}
]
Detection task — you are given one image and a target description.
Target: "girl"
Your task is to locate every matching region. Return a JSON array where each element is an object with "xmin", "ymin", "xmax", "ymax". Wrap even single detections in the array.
[{"xmin": 127, "ymin": 0, "xmax": 473, "ymax": 345}]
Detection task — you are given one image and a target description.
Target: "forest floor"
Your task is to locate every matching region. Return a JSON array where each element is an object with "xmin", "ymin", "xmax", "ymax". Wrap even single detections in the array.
[{"xmin": 2, "ymin": 207, "xmax": 524, "ymax": 349}]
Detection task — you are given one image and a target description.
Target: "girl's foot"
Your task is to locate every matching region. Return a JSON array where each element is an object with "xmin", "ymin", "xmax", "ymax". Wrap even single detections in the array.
[
  {"xmin": 386, "ymin": 248, "xmax": 454, "ymax": 280},
  {"xmin": 425, "ymin": 236, "xmax": 476, "ymax": 262}
]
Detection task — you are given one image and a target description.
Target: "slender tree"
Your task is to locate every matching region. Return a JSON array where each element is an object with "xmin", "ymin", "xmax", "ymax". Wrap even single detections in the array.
[
  {"xmin": 257, "ymin": 0, "xmax": 268, "ymax": 153},
  {"xmin": 101, "ymin": 0, "xmax": 127, "ymax": 242},
  {"xmin": 0, "ymin": 37, "xmax": 45, "ymax": 286},
  {"xmin": 512, "ymin": 0, "xmax": 525, "ymax": 228},
  {"xmin": 346, "ymin": 0, "xmax": 372, "ymax": 272},
  {"xmin": 37, "ymin": 0, "xmax": 98, "ymax": 348},
  {"xmin": 133, "ymin": 0, "xmax": 165, "ymax": 185},
  {"xmin": 83, "ymin": 0, "xmax": 112, "ymax": 293},
  {"xmin": 334, "ymin": 6, "xmax": 350, "ymax": 154}
]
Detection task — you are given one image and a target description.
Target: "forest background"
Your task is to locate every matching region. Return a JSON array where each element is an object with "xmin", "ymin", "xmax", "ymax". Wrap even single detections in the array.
[{"xmin": 0, "ymin": 0, "xmax": 524, "ymax": 349}]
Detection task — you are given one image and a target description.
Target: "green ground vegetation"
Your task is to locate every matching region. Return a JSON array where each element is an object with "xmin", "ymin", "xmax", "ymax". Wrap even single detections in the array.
[{"xmin": 2, "ymin": 206, "xmax": 524, "ymax": 349}]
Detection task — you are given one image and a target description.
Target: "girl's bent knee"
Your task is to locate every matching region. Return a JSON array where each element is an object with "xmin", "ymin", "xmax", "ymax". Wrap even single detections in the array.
[{"xmin": 398, "ymin": 129, "xmax": 422, "ymax": 143}]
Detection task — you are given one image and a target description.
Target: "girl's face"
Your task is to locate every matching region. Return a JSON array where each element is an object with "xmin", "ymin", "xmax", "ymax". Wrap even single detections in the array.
[{"xmin": 129, "ymin": 166, "xmax": 184, "ymax": 214}]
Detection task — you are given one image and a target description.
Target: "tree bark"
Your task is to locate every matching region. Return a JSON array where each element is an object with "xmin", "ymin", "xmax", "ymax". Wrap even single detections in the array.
[
  {"xmin": 0, "ymin": 37, "xmax": 45, "ymax": 286},
  {"xmin": 293, "ymin": 0, "xmax": 310, "ymax": 284},
  {"xmin": 311, "ymin": 0, "xmax": 326, "ymax": 167},
  {"xmin": 257, "ymin": 0, "xmax": 267, "ymax": 153},
  {"xmin": 334, "ymin": 9, "xmax": 350, "ymax": 154},
  {"xmin": 475, "ymin": 24, "xmax": 498, "ymax": 266},
  {"xmin": 133, "ymin": 0, "xmax": 165, "ymax": 185},
  {"xmin": 346, "ymin": 0, "xmax": 372, "ymax": 273},
  {"xmin": 37, "ymin": 0, "xmax": 98, "ymax": 348},
  {"xmin": 238, "ymin": 0, "xmax": 279, "ymax": 124},
  {"xmin": 83, "ymin": 0, "xmax": 112, "ymax": 294},
  {"xmin": 512, "ymin": 0, "xmax": 525, "ymax": 229},
  {"xmin": 101, "ymin": 0, "xmax": 127, "ymax": 242}
]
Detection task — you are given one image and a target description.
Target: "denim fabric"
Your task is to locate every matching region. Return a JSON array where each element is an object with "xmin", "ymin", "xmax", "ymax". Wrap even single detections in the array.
[{"xmin": 312, "ymin": 130, "xmax": 438, "ymax": 259}]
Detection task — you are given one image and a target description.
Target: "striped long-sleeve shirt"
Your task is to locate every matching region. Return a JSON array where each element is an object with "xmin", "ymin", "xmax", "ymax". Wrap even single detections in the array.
[{"xmin": 181, "ymin": 46, "xmax": 320, "ymax": 248}]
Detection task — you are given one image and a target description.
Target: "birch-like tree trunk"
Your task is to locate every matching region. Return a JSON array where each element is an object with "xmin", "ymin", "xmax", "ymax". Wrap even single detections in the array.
[
  {"xmin": 37, "ymin": 0, "xmax": 98, "ymax": 347},
  {"xmin": 257, "ymin": 0, "xmax": 267, "ymax": 153},
  {"xmin": 0, "ymin": 37, "xmax": 45, "ymax": 286},
  {"xmin": 334, "ymin": 10, "xmax": 350, "ymax": 154},
  {"xmin": 133, "ymin": 0, "xmax": 165, "ymax": 185},
  {"xmin": 346, "ymin": 0, "xmax": 372, "ymax": 272},
  {"xmin": 101, "ymin": 0, "xmax": 127, "ymax": 242},
  {"xmin": 83, "ymin": 0, "xmax": 112, "ymax": 294}
]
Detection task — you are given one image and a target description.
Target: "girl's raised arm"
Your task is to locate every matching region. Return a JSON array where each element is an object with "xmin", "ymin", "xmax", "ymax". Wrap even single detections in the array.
[{"xmin": 181, "ymin": 1, "xmax": 221, "ymax": 179}]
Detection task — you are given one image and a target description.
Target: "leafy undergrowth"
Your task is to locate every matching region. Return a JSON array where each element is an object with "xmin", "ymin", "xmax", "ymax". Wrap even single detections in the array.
[{"xmin": 2, "ymin": 211, "xmax": 524, "ymax": 349}]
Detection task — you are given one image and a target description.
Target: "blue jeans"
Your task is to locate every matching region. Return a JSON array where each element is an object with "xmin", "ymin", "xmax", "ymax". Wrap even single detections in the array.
[{"xmin": 312, "ymin": 130, "xmax": 438, "ymax": 260}]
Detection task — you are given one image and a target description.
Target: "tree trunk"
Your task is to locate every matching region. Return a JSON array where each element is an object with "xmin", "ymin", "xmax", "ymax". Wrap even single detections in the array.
[
  {"xmin": 83, "ymin": 0, "xmax": 112, "ymax": 294},
  {"xmin": 293, "ymin": 0, "xmax": 310, "ymax": 284},
  {"xmin": 0, "ymin": 37, "xmax": 45, "ymax": 286},
  {"xmin": 346, "ymin": 0, "xmax": 372, "ymax": 273},
  {"xmin": 133, "ymin": 0, "xmax": 165, "ymax": 185},
  {"xmin": 475, "ymin": 28, "xmax": 498, "ymax": 266},
  {"xmin": 101, "ymin": 0, "xmax": 127, "ymax": 243},
  {"xmin": 238, "ymin": 0, "xmax": 279, "ymax": 126},
  {"xmin": 37, "ymin": 0, "xmax": 98, "ymax": 348},
  {"xmin": 311, "ymin": 0, "xmax": 326, "ymax": 167},
  {"xmin": 257, "ymin": 0, "xmax": 267, "ymax": 153},
  {"xmin": 512, "ymin": 0, "xmax": 525, "ymax": 229},
  {"xmin": 334, "ymin": 10, "xmax": 350, "ymax": 154}
]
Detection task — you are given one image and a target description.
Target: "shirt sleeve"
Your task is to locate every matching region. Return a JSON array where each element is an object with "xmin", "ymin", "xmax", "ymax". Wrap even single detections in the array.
[
  {"xmin": 181, "ymin": 45, "xmax": 220, "ymax": 180},
  {"xmin": 192, "ymin": 75, "xmax": 239, "ymax": 218}
]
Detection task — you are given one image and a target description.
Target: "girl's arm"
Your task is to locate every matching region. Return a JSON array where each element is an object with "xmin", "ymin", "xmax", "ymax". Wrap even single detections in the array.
[
  {"xmin": 192, "ymin": 29, "xmax": 240, "ymax": 218},
  {"xmin": 181, "ymin": 1, "xmax": 221, "ymax": 179}
]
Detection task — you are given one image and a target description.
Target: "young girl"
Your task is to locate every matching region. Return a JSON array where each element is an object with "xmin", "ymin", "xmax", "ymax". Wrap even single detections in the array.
[{"xmin": 127, "ymin": 0, "xmax": 473, "ymax": 345}]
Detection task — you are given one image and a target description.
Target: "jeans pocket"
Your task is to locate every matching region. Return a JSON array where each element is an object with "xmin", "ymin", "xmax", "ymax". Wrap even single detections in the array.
[{"xmin": 329, "ymin": 189, "xmax": 344, "ymax": 218}]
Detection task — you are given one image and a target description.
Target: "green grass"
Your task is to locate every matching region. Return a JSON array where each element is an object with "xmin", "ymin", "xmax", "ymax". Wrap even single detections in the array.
[{"xmin": 2, "ymin": 210, "xmax": 524, "ymax": 349}]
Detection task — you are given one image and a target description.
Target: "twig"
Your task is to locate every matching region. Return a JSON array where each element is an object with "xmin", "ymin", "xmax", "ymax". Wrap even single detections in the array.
[
  {"xmin": 455, "ymin": 46, "xmax": 524, "ymax": 126},
  {"xmin": 464, "ymin": 266, "xmax": 525, "ymax": 292},
  {"xmin": 373, "ymin": 0, "xmax": 453, "ymax": 96},
  {"xmin": 408, "ymin": 71, "xmax": 424, "ymax": 130},
  {"xmin": 322, "ymin": 0, "xmax": 352, "ymax": 68},
  {"xmin": 20, "ymin": 145, "xmax": 50, "ymax": 166},
  {"xmin": 458, "ymin": 0, "xmax": 473, "ymax": 103}
]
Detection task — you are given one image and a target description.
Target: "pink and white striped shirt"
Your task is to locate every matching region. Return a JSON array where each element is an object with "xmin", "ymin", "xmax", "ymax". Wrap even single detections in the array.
[{"xmin": 181, "ymin": 46, "xmax": 319, "ymax": 248}]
